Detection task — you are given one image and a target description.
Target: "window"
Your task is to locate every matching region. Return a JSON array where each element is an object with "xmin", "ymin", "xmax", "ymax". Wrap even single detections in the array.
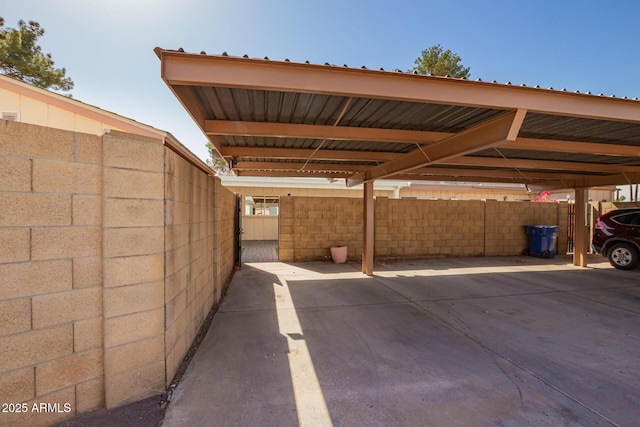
[
  {"xmin": 1, "ymin": 111, "xmax": 20, "ymax": 122},
  {"xmin": 613, "ymin": 212, "xmax": 640, "ymax": 226},
  {"xmin": 244, "ymin": 196, "xmax": 279, "ymax": 216}
]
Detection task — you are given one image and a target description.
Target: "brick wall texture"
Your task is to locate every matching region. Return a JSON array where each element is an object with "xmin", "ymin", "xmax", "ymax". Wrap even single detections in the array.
[
  {"xmin": 279, "ymin": 196, "xmax": 569, "ymax": 262},
  {"xmin": 0, "ymin": 121, "xmax": 236, "ymax": 425}
]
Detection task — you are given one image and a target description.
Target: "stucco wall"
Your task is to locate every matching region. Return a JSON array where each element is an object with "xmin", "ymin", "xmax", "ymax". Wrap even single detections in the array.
[
  {"xmin": 0, "ymin": 85, "xmax": 127, "ymax": 135},
  {"xmin": 279, "ymin": 196, "xmax": 568, "ymax": 262},
  {"xmin": 0, "ymin": 121, "xmax": 236, "ymax": 425}
]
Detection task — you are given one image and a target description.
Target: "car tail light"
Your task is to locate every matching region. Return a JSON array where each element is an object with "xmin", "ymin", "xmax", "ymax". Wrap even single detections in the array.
[{"xmin": 595, "ymin": 217, "xmax": 614, "ymax": 236}]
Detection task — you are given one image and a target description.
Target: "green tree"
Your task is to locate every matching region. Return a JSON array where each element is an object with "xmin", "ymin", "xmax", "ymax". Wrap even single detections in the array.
[
  {"xmin": 411, "ymin": 44, "xmax": 470, "ymax": 78},
  {"xmin": 206, "ymin": 142, "xmax": 232, "ymax": 176},
  {"xmin": 0, "ymin": 17, "xmax": 73, "ymax": 92}
]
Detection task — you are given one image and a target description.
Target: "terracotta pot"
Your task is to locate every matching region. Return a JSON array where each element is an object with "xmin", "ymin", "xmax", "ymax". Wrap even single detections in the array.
[{"xmin": 330, "ymin": 246, "xmax": 348, "ymax": 264}]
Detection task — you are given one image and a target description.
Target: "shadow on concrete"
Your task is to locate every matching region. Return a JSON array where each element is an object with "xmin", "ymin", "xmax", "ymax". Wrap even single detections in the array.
[
  {"xmin": 162, "ymin": 264, "xmax": 297, "ymax": 426},
  {"xmin": 285, "ymin": 259, "xmax": 640, "ymax": 426},
  {"xmin": 53, "ymin": 395, "xmax": 165, "ymax": 427},
  {"xmin": 161, "ymin": 256, "xmax": 640, "ymax": 426}
]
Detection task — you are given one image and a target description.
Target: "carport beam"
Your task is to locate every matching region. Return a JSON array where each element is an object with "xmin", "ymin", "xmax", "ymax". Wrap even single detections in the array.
[
  {"xmin": 363, "ymin": 181, "xmax": 374, "ymax": 276},
  {"xmin": 573, "ymin": 188, "xmax": 589, "ymax": 267}
]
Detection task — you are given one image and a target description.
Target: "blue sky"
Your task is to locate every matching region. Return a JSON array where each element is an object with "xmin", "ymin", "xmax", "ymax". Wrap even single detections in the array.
[{"xmin": 3, "ymin": 0, "xmax": 640, "ymax": 164}]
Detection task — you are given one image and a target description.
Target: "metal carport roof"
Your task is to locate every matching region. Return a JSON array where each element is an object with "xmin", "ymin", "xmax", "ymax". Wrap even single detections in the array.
[
  {"xmin": 155, "ymin": 47, "xmax": 640, "ymax": 273},
  {"xmin": 155, "ymin": 48, "xmax": 640, "ymax": 190}
]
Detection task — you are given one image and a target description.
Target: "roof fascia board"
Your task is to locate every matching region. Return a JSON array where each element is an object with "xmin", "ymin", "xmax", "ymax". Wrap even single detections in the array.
[
  {"xmin": 158, "ymin": 50, "xmax": 640, "ymax": 122},
  {"xmin": 346, "ymin": 110, "xmax": 522, "ymax": 187}
]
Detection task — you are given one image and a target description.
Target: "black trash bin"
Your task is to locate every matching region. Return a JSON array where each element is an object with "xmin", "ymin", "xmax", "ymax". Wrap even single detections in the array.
[{"xmin": 523, "ymin": 225, "xmax": 560, "ymax": 258}]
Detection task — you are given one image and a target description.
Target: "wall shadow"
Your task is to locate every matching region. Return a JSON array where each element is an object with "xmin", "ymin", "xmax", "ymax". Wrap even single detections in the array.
[
  {"xmin": 284, "ymin": 263, "xmax": 640, "ymax": 426},
  {"xmin": 163, "ymin": 264, "xmax": 298, "ymax": 425}
]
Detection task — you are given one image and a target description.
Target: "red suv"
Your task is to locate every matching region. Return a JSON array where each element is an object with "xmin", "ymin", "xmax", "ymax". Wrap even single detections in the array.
[{"xmin": 592, "ymin": 208, "xmax": 640, "ymax": 270}]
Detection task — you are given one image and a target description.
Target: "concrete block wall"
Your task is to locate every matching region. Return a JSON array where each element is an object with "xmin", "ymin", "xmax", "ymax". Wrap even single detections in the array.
[
  {"xmin": 0, "ymin": 121, "xmax": 237, "ymax": 424},
  {"xmin": 279, "ymin": 196, "xmax": 567, "ymax": 262},
  {"xmin": 557, "ymin": 202, "xmax": 569, "ymax": 255},
  {"xmin": 163, "ymin": 150, "xmax": 235, "ymax": 384},
  {"xmin": 485, "ymin": 201, "xmax": 566, "ymax": 256},
  {"xmin": 279, "ymin": 196, "xmax": 363, "ymax": 261},
  {"xmin": 377, "ymin": 198, "xmax": 485, "ymax": 258},
  {"xmin": 0, "ymin": 121, "xmax": 104, "ymax": 426},
  {"xmin": 213, "ymin": 178, "xmax": 236, "ymax": 300},
  {"xmin": 102, "ymin": 131, "xmax": 166, "ymax": 408}
]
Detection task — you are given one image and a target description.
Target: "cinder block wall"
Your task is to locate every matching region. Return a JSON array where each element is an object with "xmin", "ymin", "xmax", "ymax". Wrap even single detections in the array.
[
  {"xmin": 279, "ymin": 196, "xmax": 567, "ymax": 262},
  {"xmin": 377, "ymin": 198, "xmax": 485, "ymax": 258},
  {"xmin": 484, "ymin": 201, "xmax": 566, "ymax": 256},
  {"xmin": 0, "ymin": 121, "xmax": 236, "ymax": 425},
  {"xmin": 164, "ymin": 151, "xmax": 235, "ymax": 384},
  {"xmin": 102, "ymin": 132, "xmax": 166, "ymax": 408},
  {"xmin": 0, "ymin": 121, "xmax": 105, "ymax": 426},
  {"xmin": 213, "ymin": 178, "xmax": 236, "ymax": 299},
  {"xmin": 279, "ymin": 196, "xmax": 363, "ymax": 261}
]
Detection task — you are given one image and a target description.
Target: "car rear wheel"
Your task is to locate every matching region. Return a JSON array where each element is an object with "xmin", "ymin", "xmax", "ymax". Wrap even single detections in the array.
[{"xmin": 607, "ymin": 243, "xmax": 639, "ymax": 270}]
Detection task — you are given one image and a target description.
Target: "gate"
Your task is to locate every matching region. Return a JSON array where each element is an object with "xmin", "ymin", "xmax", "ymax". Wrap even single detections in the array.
[
  {"xmin": 234, "ymin": 194, "xmax": 243, "ymax": 267},
  {"xmin": 567, "ymin": 203, "xmax": 575, "ymax": 254}
]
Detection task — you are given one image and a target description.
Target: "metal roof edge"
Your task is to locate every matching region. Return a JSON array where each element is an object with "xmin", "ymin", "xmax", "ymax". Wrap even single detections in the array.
[{"xmin": 154, "ymin": 48, "xmax": 640, "ymax": 104}]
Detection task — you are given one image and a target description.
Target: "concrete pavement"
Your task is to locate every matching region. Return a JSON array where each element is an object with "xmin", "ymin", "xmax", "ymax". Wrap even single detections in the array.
[{"xmin": 162, "ymin": 255, "xmax": 640, "ymax": 426}]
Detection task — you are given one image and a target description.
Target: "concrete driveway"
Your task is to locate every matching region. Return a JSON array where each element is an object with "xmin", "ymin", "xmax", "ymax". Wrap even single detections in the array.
[{"xmin": 162, "ymin": 255, "xmax": 640, "ymax": 426}]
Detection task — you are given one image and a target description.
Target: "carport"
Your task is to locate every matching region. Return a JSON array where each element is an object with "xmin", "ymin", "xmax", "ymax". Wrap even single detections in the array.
[{"xmin": 155, "ymin": 48, "xmax": 640, "ymax": 274}]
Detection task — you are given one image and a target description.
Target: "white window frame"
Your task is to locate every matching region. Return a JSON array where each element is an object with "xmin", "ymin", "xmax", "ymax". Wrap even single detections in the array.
[{"xmin": 1, "ymin": 110, "xmax": 20, "ymax": 122}]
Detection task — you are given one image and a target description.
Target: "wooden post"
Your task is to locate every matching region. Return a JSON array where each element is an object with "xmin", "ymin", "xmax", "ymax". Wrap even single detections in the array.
[
  {"xmin": 362, "ymin": 181, "xmax": 374, "ymax": 276},
  {"xmin": 573, "ymin": 188, "xmax": 589, "ymax": 267}
]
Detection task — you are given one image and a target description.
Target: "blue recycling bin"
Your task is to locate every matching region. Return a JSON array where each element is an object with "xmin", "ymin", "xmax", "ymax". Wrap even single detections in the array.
[{"xmin": 524, "ymin": 225, "xmax": 560, "ymax": 258}]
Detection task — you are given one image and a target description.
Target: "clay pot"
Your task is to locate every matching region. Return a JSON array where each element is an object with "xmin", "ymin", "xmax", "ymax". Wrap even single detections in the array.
[{"xmin": 330, "ymin": 246, "xmax": 348, "ymax": 264}]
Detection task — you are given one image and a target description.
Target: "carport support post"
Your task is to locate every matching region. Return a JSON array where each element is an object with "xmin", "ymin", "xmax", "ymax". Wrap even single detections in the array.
[
  {"xmin": 573, "ymin": 188, "xmax": 589, "ymax": 267},
  {"xmin": 363, "ymin": 181, "xmax": 374, "ymax": 276}
]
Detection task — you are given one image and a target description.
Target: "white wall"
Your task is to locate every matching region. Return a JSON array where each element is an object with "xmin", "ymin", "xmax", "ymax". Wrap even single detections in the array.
[{"xmin": 242, "ymin": 216, "xmax": 279, "ymax": 240}]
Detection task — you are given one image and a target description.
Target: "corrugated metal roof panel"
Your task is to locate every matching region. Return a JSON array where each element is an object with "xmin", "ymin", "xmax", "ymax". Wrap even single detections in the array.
[
  {"xmin": 321, "ymin": 140, "xmax": 414, "ymax": 153},
  {"xmin": 194, "ymin": 85, "xmax": 509, "ymax": 133},
  {"xmin": 195, "ymin": 87, "xmax": 351, "ymax": 124},
  {"xmin": 474, "ymin": 148, "xmax": 640, "ymax": 165},
  {"xmin": 521, "ymin": 113, "xmax": 640, "ymax": 144},
  {"xmin": 341, "ymin": 98, "xmax": 506, "ymax": 131}
]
